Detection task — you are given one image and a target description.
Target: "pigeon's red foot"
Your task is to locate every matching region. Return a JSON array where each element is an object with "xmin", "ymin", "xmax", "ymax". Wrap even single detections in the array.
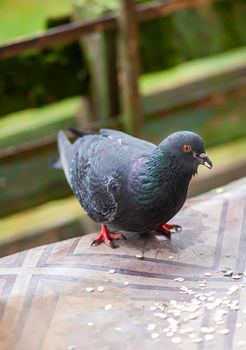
[
  {"xmin": 91, "ymin": 224, "xmax": 124, "ymax": 248},
  {"xmin": 160, "ymin": 223, "xmax": 182, "ymax": 239}
]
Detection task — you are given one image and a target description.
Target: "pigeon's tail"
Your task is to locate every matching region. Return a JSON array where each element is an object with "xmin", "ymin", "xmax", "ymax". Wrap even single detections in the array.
[
  {"xmin": 58, "ymin": 131, "xmax": 73, "ymax": 186},
  {"xmin": 48, "ymin": 157, "xmax": 62, "ymax": 169},
  {"xmin": 68, "ymin": 127, "xmax": 96, "ymax": 138}
]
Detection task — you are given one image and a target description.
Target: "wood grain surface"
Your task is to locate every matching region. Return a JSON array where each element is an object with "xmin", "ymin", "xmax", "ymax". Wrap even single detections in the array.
[{"xmin": 0, "ymin": 178, "xmax": 246, "ymax": 350}]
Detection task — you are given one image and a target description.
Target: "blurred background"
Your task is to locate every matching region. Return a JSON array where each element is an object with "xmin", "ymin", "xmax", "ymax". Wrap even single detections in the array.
[{"xmin": 0, "ymin": 0, "xmax": 245, "ymax": 257}]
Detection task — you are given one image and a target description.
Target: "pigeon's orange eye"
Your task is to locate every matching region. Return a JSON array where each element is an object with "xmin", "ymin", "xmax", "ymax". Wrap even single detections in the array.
[{"xmin": 183, "ymin": 144, "xmax": 192, "ymax": 153}]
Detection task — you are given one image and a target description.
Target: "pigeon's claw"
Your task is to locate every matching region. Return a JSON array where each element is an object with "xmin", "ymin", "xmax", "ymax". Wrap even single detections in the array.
[
  {"xmin": 91, "ymin": 224, "xmax": 124, "ymax": 248},
  {"xmin": 160, "ymin": 223, "xmax": 182, "ymax": 239}
]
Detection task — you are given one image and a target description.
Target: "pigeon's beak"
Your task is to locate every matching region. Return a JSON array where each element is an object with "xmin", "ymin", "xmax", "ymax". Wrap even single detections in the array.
[{"xmin": 194, "ymin": 152, "xmax": 213, "ymax": 169}]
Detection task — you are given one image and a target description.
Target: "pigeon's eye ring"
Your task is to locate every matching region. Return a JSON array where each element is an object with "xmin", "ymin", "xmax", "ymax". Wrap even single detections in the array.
[{"xmin": 183, "ymin": 144, "xmax": 192, "ymax": 153}]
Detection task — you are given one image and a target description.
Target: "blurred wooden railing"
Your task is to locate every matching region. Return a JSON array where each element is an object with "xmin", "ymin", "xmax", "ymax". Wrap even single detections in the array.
[
  {"xmin": 0, "ymin": 0, "xmax": 206, "ymax": 59},
  {"xmin": 0, "ymin": 0, "xmax": 209, "ymax": 165},
  {"xmin": 0, "ymin": 0, "xmax": 245, "ymax": 219}
]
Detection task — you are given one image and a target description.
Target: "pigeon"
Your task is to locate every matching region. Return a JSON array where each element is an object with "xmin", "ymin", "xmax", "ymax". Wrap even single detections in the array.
[{"xmin": 56, "ymin": 128, "xmax": 212, "ymax": 247}]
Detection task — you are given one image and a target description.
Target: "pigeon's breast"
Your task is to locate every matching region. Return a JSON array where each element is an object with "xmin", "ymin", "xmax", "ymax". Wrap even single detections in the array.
[{"xmin": 112, "ymin": 170, "xmax": 190, "ymax": 233}]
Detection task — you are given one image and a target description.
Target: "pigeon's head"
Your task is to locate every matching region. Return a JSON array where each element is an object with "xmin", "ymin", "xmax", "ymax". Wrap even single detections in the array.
[{"xmin": 160, "ymin": 131, "xmax": 212, "ymax": 174}]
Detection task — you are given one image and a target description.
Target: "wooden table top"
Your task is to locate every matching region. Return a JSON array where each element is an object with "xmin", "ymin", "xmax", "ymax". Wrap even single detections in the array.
[{"xmin": 0, "ymin": 178, "xmax": 246, "ymax": 350}]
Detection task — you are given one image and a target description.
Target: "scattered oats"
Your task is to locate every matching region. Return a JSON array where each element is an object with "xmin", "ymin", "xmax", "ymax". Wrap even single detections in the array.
[
  {"xmin": 225, "ymin": 253, "xmax": 231, "ymax": 258},
  {"xmin": 201, "ymin": 327, "xmax": 215, "ymax": 334},
  {"xmin": 244, "ymin": 272, "xmax": 246, "ymax": 277},
  {"xmin": 204, "ymin": 272, "xmax": 212, "ymax": 277},
  {"xmin": 108, "ymin": 269, "xmax": 115, "ymax": 274},
  {"xmin": 168, "ymin": 317, "xmax": 179, "ymax": 324},
  {"xmin": 166, "ymin": 332, "xmax": 174, "ymax": 337},
  {"xmin": 154, "ymin": 312, "xmax": 167, "ymax": 319},
  {"xmin": 114, "ymin": 327, "xmax": 122, "ymax": 331},
  {"xmin": 170, "ymin": 300, "xmax": 177, "ymax": 306},
  {"xmin": 180, "ymin": 286, "xmax": 195, "ymax": 294},
  {"xmin": 189, "ymin": 312, "xmax": 202, "ymax": 320},
  {"xmin": 173, "ymin": 310, "xmax": 182, "ymax": 317},
  {"xmin": 236, "ymin": 323, "xmax": 242, "ymax": 328},
  {"xmin": 156, "ymin": 304, "xmax": 165, "ymax": 311},
  {"xmin": 190, "ymin": 290, "xmax": 196, "ymax": 295},
  {"xmin": 232, "ymin": 274, "xmax": 241, "ymax": 280},
  {"xmin": 222, "ymin": 299, "xmax": 230, "ymax": 305},
  {"xmin": 179, "ymin": 327, "xmax": 194, "ymax": 334},
  {"xmin": 238, "ymin": 340, "xmax": 246, "ymax": 347},
  {"xmin": 199, "ymin": 283, "xmax": 207, "ymax": 288},
  {"xmin": 193, "ymin": 338, "xmax": 203, "ymax": 343},
  {"xmin": 174, "ymin": 277, "xmax": 184, "ymax": 282},
  {"xmin": 147, "ymin": 324, "xmax": 156, "ymax": 331},
  {"xmin": 213, "ymin": 309, "xmax": 228, "ymax": 322},
  {"xmin": 149, "ymin": 306, "xmax": 157, "ymax": 311},
  {"xmin": 85, "ymin": 287, "xmax": 94, "ymax": 293},
  {"xmin": 217, "ymin": 328, "xmax": 230, "ymax": 335},
  {"xmin": 189, "ymin": 333, "xmax": 197, "ymax": 339},
  {"xmin": 195, "ymin": 293, "xmax": 202, "ymax": 298},
  {"xmin": 224, "ymin": 270, "xmax": 233, "ymax": 277},
  {"xmin": 135, "ymin": 253, "xmax": 143, "ymax": 259},
  {"xmin": 172, "ymin": 337, "xmax": 181, "ymax": 344},
  {"xmin": 215, "ymin": 187, "xmax": 224, "ymax": 194},
  {"xmin": 168, "ymin": 255, "xmax": 174, "ymax": 260},
  {"xmin": 97, "ymin": 286, "xmax": 104, "ymax": 292},
  {"xmin": 163, "ymin": 328, "xmax": 169, "ymax": 333},
  {"xmin": 104, "ymin": 304, "xmax": 112, "ymax": 311},
  {"xmin": 227, "ymin": 285, "xmax": 239, "ymax": 295},
  {"xmin": 205, "ymin": 299, "xmax": 222, "ymax": 310},
  {"xmin": 199, "ymin": 296, "xmax": 207, "ymax": 301},
  {"xmin": 87, "ymin": 322, "xmax": 94, "ymax": 326},
  {"xmin": 243, "ymin": 307, "xmax": 246, "ymax": 314},
  {"xmin": 123, "ymin": 281, "xmax": 129, "ymax": 286},
  {"xmin": 151, "ymin": 333, "xmax": 160, "ymax": 339},
  {"xmin": 189, "ymin": 305, "xmax": 201, "ymax": 313},
  {"xmin": 204, "ymin": 334, "xmax": 214, "ymax": 341},
  {"xmin": 205, "ymin": 291, "xmax": 216, "ymax": 297}
]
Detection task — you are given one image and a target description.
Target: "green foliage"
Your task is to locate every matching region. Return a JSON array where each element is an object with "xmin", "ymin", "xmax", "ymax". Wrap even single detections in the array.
[
  {"xmin": 0, "ymin": 44, "xmax": 89, "ymax": 116},
  {"xmin": 0, "ymin": 0, "xmax": 73, "ymax": 43},
  {"xmin": 139, "ymin": 0, "xmax": 246, "ymax": 72},
  {"xmin": 73, "ymin": 0, "xmax": 119, "ymax": 19},
  {"xmin": 0, "ymin": 16, "xmax": 89, "ymax": 117},
  {"xmin": 0, "ymin": 0, "xmax": 245, "ymax": 116}
]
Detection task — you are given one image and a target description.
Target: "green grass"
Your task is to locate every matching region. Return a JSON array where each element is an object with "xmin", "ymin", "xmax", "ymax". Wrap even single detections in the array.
[
  {"xmin": 140, "ymin": 46, "xmax": 246, "ymax": 94},
  {"xmin": 0, "ymin": 0, "xmax": 72, "ymax": 44}
]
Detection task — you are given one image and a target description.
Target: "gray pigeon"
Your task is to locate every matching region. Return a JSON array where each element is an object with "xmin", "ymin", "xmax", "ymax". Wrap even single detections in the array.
[{"xmin": 56, "ymin": 128, "xmax": 212, "ymax": 247}]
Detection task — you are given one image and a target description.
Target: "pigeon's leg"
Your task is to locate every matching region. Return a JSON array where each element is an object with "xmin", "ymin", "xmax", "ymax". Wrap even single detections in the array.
[
  {"xmin": 91, "ymin": 224, "xmax": 124, "ymax": 248},
  {"xmin": 160, "ymin": 223, "xmax": 182, "ymax": 239}
]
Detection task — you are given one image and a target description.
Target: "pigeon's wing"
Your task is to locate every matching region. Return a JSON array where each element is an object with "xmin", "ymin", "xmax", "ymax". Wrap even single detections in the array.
[
  {"xmin": 99, "ymin": 128, "xmax": 155, "ymax": 153},
  {"xmin": 69, "ymin": 131, "xmax": 155, "ymax": 224}
]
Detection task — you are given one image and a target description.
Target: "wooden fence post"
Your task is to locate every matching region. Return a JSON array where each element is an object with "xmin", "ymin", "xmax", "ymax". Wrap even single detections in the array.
[
  {"xmin": 118, "ymin": 0, "xmax": 143, "ymax": 136},
  {"xmin": 73, "ymin": 8, "xmax": 120, "ymax": 128}
]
